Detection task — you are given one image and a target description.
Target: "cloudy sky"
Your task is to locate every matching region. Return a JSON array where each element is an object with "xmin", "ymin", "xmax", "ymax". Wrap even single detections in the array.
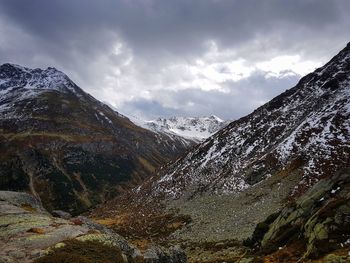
[{"xmin": 0, "ymin": 0, "xmax": 349, "ymax": 120}]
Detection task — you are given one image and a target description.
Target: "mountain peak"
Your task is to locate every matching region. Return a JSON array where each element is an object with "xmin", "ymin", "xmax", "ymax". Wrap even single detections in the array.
[
  {"xmin": 207, "ymin": 115, "xmax": 224, "ymax": 122},
  {"xmin": 345, "ymin": 41, "xmax": 350, "ymax": 50},
  {"xmin": 139, "ymin": 115, "xmax": 230, "ymax": 142},
  {"xmin": 0, "ymin": 63, "xmax": 68, "ymax": 82},
  {"xmin": 0, "ymin": 63, "xmax": 30, "ymax": 77},
  {"xmin": 0, "ymin": 63, "xmax": 61, "ymax": 77},
  {"xmin": 0, "ymin": 63, "xmax": 82, "ymax": 98}
]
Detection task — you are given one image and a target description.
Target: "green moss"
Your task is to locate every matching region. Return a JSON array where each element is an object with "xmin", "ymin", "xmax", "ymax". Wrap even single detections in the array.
[
  {"xmin": 314, "ymin": 223, "xmax": 328, "ymax": 240},
  {"xmin": 324, "ymin": 254, "xmax": 348, "ymax": 263},
  {"xmin": 34, "ymin": 240, "xmax": 125, "ymax": 263},
  {"xmin": 244, "ymin": 211, "xmax": 280, "ymax": 247},
  {"xmin": 20, "ymin": 203, "xmax": 37, "ymax": 213}
]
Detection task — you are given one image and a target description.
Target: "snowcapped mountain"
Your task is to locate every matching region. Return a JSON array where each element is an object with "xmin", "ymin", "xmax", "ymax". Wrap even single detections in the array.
[
  {"xmin": 0, "ymin": 63, "xmax": 192, "ymax": 213},
  {"xmin": 134, "ymin": 115, "xmax": 229, "ymax": 143}
]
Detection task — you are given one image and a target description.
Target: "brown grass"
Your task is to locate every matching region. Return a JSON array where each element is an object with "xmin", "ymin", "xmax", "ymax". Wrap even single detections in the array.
[
  {"xmin": 21, "ymin": 203, "xmax": 37, "ymax": 213},
  {"xmin": 34, "ymin": 240, "xmax": 125, "ymax": 263},
  {"xmin": 28, "ymin": 227, "xmax": 46, "ymax": 234}
]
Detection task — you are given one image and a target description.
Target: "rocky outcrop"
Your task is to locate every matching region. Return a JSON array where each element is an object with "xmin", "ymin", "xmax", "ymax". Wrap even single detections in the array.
[
  {"xmin": 0, "ymin": 191, "xmax": 187, "ymax": 263},
  {"xmin": 51, "ymin": 210, "xmax": 72, "ymax": 219},
  {"xmin": 258, "ymin": 169, "xmax": 350, "ymax": 259},
  {"xmin": 143, "ymin": 245, "xmax": 186, "ymax": 263}
]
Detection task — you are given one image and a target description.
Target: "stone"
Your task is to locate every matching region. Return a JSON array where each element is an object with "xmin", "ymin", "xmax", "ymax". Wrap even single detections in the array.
[
  {"xmin": 144, "ymin": 247, "xmax": 160, "ymax": 262},
  {"xmin": 258, "ymin": 169, "xmax": 350, "ymax": 259},
  {"xmin": 143, "ymin": 245, "xmax": 187, "ymax": 263},
  {"xmin": 8, "ymin": 250, "xmax": 26, "ymax": 259},
  {"xmin": 0, "ymin": 191, "xmax": 153, "ymax": 262},
  {"xmin": 51, "ymin": 210, "xmax": 72, "ymax": 219},
  {"xmin": 324, "ymin": 254, "xmax": 348, "ymax": 263}
]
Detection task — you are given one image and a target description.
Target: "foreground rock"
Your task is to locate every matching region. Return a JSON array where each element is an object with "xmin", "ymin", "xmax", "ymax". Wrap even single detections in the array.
[
  {"xmin": 257, "ymin": 169, "xmax": 350, "ymax": 260},
  {"xmin": 0, "ymin": 191, "xmax": 186, "ymax": 263}
]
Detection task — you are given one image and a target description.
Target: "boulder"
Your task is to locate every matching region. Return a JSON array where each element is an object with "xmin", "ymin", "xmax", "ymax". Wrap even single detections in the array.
[
  {"xmin": 258, "ymin": 169, "xmax": 350, "ymax": 259},
  {"xmin": 0, "ymin": 191, "xmax": 138, "ymax": 262},
  {"xmin": 0, "ymin": 191, "xmax": 187, "ymax": 263},
  {"xmin": 144, "ymin": 245, "xmax": 186, "ymax": 263},
  {"xmin": 51, "ymin": 210, "xmax": 72, "ymax": 219}
]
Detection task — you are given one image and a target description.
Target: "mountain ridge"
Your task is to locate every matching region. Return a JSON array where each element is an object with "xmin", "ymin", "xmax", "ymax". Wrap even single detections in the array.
[
  {"xmin": 0, "ymin": 63, "xmax": 193, "ymax": 214},
  {"xmin": 131, "ymin": 115, "xmax": 229, "ymax": 143}
]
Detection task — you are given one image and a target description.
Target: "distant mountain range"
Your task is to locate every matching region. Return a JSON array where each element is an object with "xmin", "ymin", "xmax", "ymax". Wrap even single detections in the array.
[{"xmin": 131, "ymin": 115, "xmax": 229, "ymax": 143}]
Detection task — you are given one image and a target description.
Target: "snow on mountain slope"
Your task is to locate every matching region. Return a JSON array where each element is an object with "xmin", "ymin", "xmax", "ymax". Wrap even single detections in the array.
[
  {"xmin": 135, "ymin": 115, "xmax": 229, "ymax": 142},
  {"xmin": 0, "ymin": 63, "xmax": 89, "ymax": 119},
  {"xmin": 142, "ymin": 42, "xmax": 350, "ymax": 200},
  {"xmin": 92, "ymin": 43, "xmax": 350, "ymax": 258},
  {"xmin": 0, "ymin": 63, "xmax": 193, "ymax": 213}
]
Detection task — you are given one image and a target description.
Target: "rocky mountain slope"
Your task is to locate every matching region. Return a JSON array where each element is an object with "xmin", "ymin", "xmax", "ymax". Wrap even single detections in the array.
[
  {"xmin": 150, "ymin": 42, "xmax": 350, "ymax": 199},
  {"xmin": 92, "ymin": 43, "xmax": 350, "ymax": 261},
  {"xmin": 135, "ymin": 115, "xmax": 229, "ymax": 143},
  {"xmin": 0, "ymin": 63, "xmax": 192, "ymax": 214}
]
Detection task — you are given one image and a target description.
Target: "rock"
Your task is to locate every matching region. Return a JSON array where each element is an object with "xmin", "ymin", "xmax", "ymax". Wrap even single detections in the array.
[
  {"xmin": 0, "ymin": 191, "xmax": 47, "ymax": 214},
  {"xmin": 239, "ymin": 258, "xmax": 254, "ymax": 263},
  {"xmin": 144, "ymin": 247, "xmax": 160, "ymax": 262},
  {"xmin": 258, "ymin": 169, "xmax": 350, "ymax": 259},
  {"xmin": 0, "ymin": 257, "xmax": 13, "ymax": 263},
  {"xmin": 27, "ymin": 227, "xmax": 46, "ymax": 234},
  {"xmin": 324, "ymin": 254, "xmax": 348, "ymax": 263},
  {"xmin": 51, "ymin": 210, "xmax": 72, "ymax": 219},
  {"xmin": 143, "ymin": 245, "xmax": 187, "ymax": 263},
  {"xmin": 169, "ymin": 245, "xmax": 187, "ymax": 263},
  {"xmin": 8, "ymin": 250, "xmax": 26, "ymax": 259},
  {"xmin": 131, "ymin": 248, "xmax": 143, "ymax": 260},
  {"xmin": 0, "ymin": 191, "xmax": 145, "ymax": 263}
]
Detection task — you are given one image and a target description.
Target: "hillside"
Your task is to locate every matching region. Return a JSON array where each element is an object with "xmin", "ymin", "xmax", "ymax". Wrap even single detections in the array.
[
  {"xmin": 92, "ymin": 43, "xmax": 350, "ymax": 262},
  {"xmin": 0, "ymin": 63, "xmax": 192, "ymax": 214},
  {"xmin": 149, "ymin": 44, "xmax": 350, "ymax": 200}
]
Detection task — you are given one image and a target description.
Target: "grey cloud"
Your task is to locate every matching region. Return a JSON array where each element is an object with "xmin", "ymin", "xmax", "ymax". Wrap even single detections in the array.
[
  {"xmin": 1, "ymin": 0, "xmax": 349, "ymax": 60},
  {"xmin": 0, "ymin": 0, "xmax": 349, "ymax": 120},
  {"xmin": 123, "ymin": 71, "xmax": 300, "ymax": 120}
]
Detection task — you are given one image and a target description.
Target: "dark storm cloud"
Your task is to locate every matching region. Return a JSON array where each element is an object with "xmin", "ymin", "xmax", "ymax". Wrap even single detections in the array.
[
  {"xmin": 1, "ymin": 0, "xmax": 349, "ymax": 58},
  {"xmin": 0, "ymin": 0, "xmax": 349, "ymax": 119}
]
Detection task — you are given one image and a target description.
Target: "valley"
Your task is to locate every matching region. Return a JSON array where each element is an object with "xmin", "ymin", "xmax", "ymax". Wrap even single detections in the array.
[{"xmin": 0, "ymin": 43, "xmax": 350, "ymax": 262}]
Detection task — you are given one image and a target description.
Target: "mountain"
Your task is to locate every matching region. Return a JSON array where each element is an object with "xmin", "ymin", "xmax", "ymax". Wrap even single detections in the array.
[
  {"xmin": 151, "ymin": 43, "xmax": 350, "ymax": 200},
  {"xmin": 92, "ymin": 43, "xmax": 350, "ymax": 261},
  {"xmin": 0, "ymin": 63, "xmax": 192, "ymax": 214},
  {"xmin": 131, "ymin": 115, "xmax": 229, "ymax": 143},
  {"xmin": 141, "ymin": 115, "xmax": 229, "ymax": 142}
]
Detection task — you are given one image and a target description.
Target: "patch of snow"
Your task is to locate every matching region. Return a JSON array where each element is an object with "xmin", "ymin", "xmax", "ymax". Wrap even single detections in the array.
[{"xmin": 140, "ymin": 115, "xmax": 229, "ymax": 141}]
